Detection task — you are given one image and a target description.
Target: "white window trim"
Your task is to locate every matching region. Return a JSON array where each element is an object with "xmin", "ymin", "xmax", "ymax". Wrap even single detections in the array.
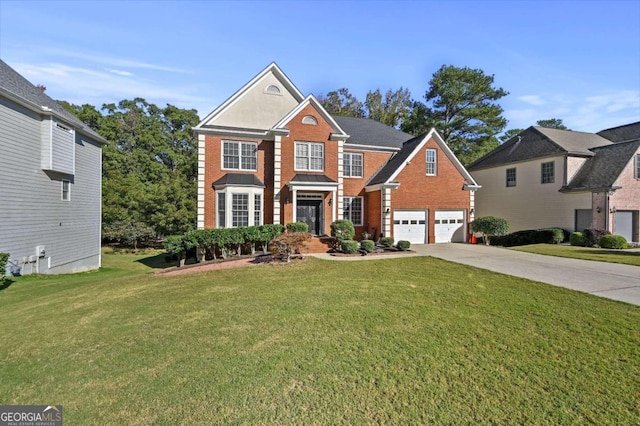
[
  {"xmin": 343, "ymin": 152, "xmax": 364, "ymax": 178},
  {"xmin": 294, "ymin": 141, "xmax": 324, "ymax": 172},
  {"xmin": 343, "ymin": 196, "xmax": 364, "ymax": 226},
  {"xmin": 302, "ymin": 115, "xmax": 318, "ymax": 125},
  {"xmin": 61, "ymin": 179, "xmax": 70, "ymax": 201},
  {"xmin": 506, "ymin": 167, "xmax": 516, "ymax": 187},
  {"xmin": 221, "ymin": 140, "xmax": 258, "ymax": 172},
  {"xmin": 426, "ymin": 148, "xmax": 437, "ymax": 176},
  {"xmin": 635, "ymin": 154, "xmax": 640, "ymax": 179},
  {"xmin": 216, "ymin": 186, "xmax": 264, "ymax": 228}
]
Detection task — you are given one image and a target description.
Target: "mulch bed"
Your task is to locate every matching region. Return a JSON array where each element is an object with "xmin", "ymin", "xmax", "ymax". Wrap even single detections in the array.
[{"xmin": 330, "ymin": 249, "xmax": 415, "ymax": 257}]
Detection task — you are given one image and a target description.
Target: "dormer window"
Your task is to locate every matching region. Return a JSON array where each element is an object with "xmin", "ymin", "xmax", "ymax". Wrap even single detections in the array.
[
  {"xmin": 265, "ymin": 84, "xmax": 281, "ymax": 95},
  {"xmin": 302, "ymin": 115, "xmax": 318, "ymax": 125}
]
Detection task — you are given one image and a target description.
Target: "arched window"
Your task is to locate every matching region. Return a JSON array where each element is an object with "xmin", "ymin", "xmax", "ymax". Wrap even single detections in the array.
[
  {"xmin": 302, "ymin": 115, "xmax": 318, "ymax": 125},
  {"xmin": 265, "ymin": 84, "xmax": 281, "ymax": 95}
]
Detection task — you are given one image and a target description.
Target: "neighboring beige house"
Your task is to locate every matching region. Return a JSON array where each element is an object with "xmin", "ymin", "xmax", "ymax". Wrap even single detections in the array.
[{"xmin": 468, "ymin": 123, "xmax": 640, "ymax": 242}]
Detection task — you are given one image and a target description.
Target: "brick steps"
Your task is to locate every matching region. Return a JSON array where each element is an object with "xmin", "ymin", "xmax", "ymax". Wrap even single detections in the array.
[{"xmin": 300, "ymin": 236, "xmax": 336, "ymax": 254}]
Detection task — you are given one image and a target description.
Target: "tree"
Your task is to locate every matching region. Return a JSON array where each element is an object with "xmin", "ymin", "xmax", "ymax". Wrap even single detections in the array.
[
  {"xmin": 317, "ymin": 88, "xmax": 365, "ymax": 117},
  {"xmin": 536, "ymin": 118, "xmax": 569, "ymax": 130},
  {"xmin": 499, "ymin": 128, "xmax": 524, "ymax": 143},
  {"xmin": 365, "ymin": 87, "xmax": 412, "ymax": 128},
  {"xmin": 470, "ymin": 216, "xmax": 509, "ymax": 246},
  {"xmin": 402, "ymin": 65, "xmax": 509, "ymax": 165},
  {"xmin": 61, "ymin": 99, "xmax": 200, "ymax": 242}
]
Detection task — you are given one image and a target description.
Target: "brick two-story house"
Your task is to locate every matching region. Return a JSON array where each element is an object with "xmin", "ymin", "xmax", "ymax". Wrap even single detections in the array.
[{"xmin": 194, "ymin": 63, "xmax": 479, "ymax": 244}]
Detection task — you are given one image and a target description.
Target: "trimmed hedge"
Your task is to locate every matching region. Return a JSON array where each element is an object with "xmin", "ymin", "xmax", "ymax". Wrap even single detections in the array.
[
  {"xmin": 396, "ymin": 240, "xmax": 411, "ymax": 251},
  {"xmin": 286, "ymin": 222, "xmax": 309, "ymax": 233},
  {"xmin": 360, "ymin": 240, "xmax": 375, "ymax": 253},
  {"xmin": 0, "ymin": 252, "xmax": 9, "ymax": 279},
  {"xmin": 599, "ymin": 234, "xmax": 627, "ymax": 249},
  {"xmin": 380, "ymin": 237, "xmax": 394, "ymax": 248},
  {"xmin": 584, "ymin": 228, "xmax": 611, "ymax": 247},
  {"xmin": 331, "ymin": 220, "xmax": 355, "ymax": 242},
  {"xmin": 570, "ymin": 232, "xmax": 588, "ymax": 247},
  {"xmin": 490, "ymin": 228, "xmax": 566, "ymax": 247},
  {"xmin": 341, "ymin": 240, "xmax": 359, "ymax": 254}
]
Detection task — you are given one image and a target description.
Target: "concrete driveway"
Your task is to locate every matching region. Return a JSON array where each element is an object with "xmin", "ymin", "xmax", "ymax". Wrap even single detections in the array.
[{"xmin": 412, "ymin": 244, "xmax": 640, "ymax": 306}]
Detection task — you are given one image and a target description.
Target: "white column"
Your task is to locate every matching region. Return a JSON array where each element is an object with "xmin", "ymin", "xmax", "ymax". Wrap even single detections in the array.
[
  {"xmin": 382, "ymin": 187, "xmax": 392, "ymax": 237},
  {"xmin": 273, "ymin": 135, "xmax": 282, "ymax": 224},
  {"xmin": 197, "ymin": 134, "xmax": 206, "ymax": 229},
  {"xmin": 332, "ymin": 188, "xmax": 337, "ymax": 222},
  {"xmin": 337, "ymin": 139, "xmax": 344, "ymax": 220}
]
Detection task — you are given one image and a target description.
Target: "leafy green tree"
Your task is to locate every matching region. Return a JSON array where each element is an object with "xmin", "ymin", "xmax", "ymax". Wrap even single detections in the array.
[
  {"xmin": 365, "ymin": 87, "xmax": 412, "ymax": 128},
  {"xmin": 499, "ymin": 128, "xmax": 524, "ymax": 143},
  {"xmin": 317, "ymin": 88, "xmax": 365, "ymax": 117},
  {"xmin": 61, "ymin": 98, "xmax": 199, "ymax": 241},
  {"xmin": 470, "ymin": 216, "xmax": 509, "ymax": 246},
  {"xmin": 402, "ymin": 65, "xmax": 509, "ymax": 165},
  {"xmin": 103, "ymin": 220, "xmax": 155, "ymax": 252},
  {"xmin": 536, "ymin": 118, "xmax": 569, "ymax": 130}
]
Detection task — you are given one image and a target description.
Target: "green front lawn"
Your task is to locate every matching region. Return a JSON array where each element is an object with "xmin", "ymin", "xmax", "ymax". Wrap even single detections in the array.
[
  {"xmin": 1, "ymin": 251, "xmax": 638, "ymax": 424},
  {"xmin": 511, "ymin": 243, "xmax": 640, "ymax": 266}
]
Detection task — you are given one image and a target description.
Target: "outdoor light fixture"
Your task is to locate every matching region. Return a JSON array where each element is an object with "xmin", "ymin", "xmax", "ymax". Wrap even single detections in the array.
[
  {"xmin": 385, "ymin": 208, "xmax": 390, "ymax": 216},
  {"xmin": 470, "ymin": 208, "xmax": 475, "ymax": 214},
  {"xmin": 329, "ymin": 197, "xmax": 332, "ymax": 206},
  {"xmin": 610, "ymin": 206, "xmax": 617, "ymax": 213},
  {"xmin": 285, "ymin": 196, "xmax": 290, "ymax": 204},
  {"xmin": 596, "ymin": 206, "xmax": 601, "ymax": 213}
]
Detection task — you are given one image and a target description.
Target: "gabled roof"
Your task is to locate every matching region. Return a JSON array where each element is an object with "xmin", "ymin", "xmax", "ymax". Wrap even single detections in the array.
[
  {"xmin": 597, "ymin": 121, "xmax": 640, "ymax": 143},
  {"xmin": 468, "ymin": 126, "xmax": 611, "ymax": 171},
  {"xmin": 272, "ymin": 95, "xmax": 348, "ymax": 140},
  {"xmin": 333, "ymin": 116, "xmax": 413, "ymax": 150},
  {"xmin": 195, "ymin": 62, "xmax": 304, "ymax": 131},
  {"xmin": 367, "ymin": 128, "xmax": 479, "ymax": 189},
  {"xmin": 562, "ymin": 139, "xmax": 640, "ymax": 192},
  {"xmin": 0, "ymin": 59, "xmax": 107, "ymax": 144}
]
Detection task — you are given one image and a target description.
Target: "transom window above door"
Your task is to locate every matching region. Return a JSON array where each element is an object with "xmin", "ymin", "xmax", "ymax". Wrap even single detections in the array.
[
  {"xmin": 222, "ymin": 140, "xmax": 258, "ymax": 171},
  {"xmin": 295, "ymin": 142, "xmax": 324, "ymax": 171}
]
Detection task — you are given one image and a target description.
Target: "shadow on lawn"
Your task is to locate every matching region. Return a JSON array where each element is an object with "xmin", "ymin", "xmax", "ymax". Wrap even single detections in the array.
[
  {"xmin": 575, "ymin": 249, "xmax": 640, "ymax": 257},
  {"xmin": 0, "ymin": 279, "xmax": 15, "ymax": 291},
  {"xmin": 135, "ymin": 253, "xmax": 188, "ymax": 270}
]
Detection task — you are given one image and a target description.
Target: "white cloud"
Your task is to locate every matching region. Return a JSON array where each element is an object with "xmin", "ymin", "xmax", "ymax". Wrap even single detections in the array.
[
  {"xmin": 108, "ymin": 69, "xmax": 134, "ymax": 77},
  {"xmin": 516, "ymin": 95, "xmax": 545, "ymax": 106}
]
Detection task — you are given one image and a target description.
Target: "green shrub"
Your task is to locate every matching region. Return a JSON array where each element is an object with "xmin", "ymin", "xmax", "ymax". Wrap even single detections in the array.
[
  {"xmin": 470, "ymin": 216, "xmax": 509, "ymax": 245},
  {"xmin": 269, "ymin": 232, "xmax": 311, "ymax": 262},
  {"xmin": 0, "ymin": 252, "xmax": 9, "ymax": 279},
  {"xmin": 599, "ymin": 234, "xmax": 627, "ymax": 249},
  {"xmin": 491, "ymin": 228, "xmax": 566, "ymax": 247},
  {"xmin": 360, "ymin": 240, "xmax": 375, "ymax": 253},
  {"xmin": 331, "ymin": 220, "xmax": 355, "ymax": 242},
  {"xmin": 340, "ymin": 240, "xmax": 359, "ymax": 254},
  {"xmin": 380, "ymin": 237, "xmax": 394, "ymax": 248},
  {"xmin": 584, "ymin": 228, "xmax": 611, "ymax": 247},
  {"xmin": 286, "ymin": 222, "xmax": 309, "ymax": 233},
  {"xmin": 570, "ymin": 232, "xmax": 588, "ymax": 247},
  {"xmin": 396, "ymin": 240, "xmax": 411, "ymax": 251}
]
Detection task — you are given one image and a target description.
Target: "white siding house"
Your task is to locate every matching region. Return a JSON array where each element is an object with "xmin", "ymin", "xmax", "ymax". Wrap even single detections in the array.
[{"xmin": 0, "ymin": 60, "xmax": 107, "ymax": 275}]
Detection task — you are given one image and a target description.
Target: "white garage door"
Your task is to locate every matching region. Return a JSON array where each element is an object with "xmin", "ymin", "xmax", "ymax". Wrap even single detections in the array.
[
  {"xmin": 435, "ymin": 210, "xmax": 466, "ymax": 243},
  {"xmin": 615, "ymin": 211, "xmax": 633, "ymax": 242},
  {"xmin": 393, "ymin": 210, "xmax": 427, "ymax": 244}
]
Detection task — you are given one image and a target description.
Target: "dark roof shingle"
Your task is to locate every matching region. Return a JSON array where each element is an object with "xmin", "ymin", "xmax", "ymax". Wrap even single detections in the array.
[
  {"xmin": 597, "ymin": 121, "xmax": 640, "ymax": 143},
  {"xmin": 212, "ymin": 173, "xmax": 265, "ymax": 187},
  {"xmin": 367, "ymin": 134, "xmax": 424, "ymax": 185},
  {"xmin": 332, "ymin": 116, "xmax": 413, "ymax": 149}
]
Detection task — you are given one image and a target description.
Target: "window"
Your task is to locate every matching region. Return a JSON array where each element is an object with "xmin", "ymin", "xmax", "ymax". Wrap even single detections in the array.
[
  {"xmin": 254, "ymin": 194, "xmax": 262, "ymax": 226},
  {"xmin": 295, "ymin": 142, "xmax": 324, "ymax": 171},
  {"xmin": 217, "ymin": 192, "xmax": 226, "ymax": 228},
  {"xmin": 232, "ymin": 193, "xmax": 249, "ymax": 227},
  {"xmin": 302, "ymin": 115, "xmax": 318, "ymax": 125},
  {"xmin": 426, "ymin": 149, "xmax": 437, "ymax": 175},
  {"xmin": 636, "ymin": 154, "xmax": 640, "ymax": 179},
  {"xmin": 223, "ymin": 141, "xmax": 257, "ymax": 171},
  {"xmin": 265, "ymin": 84, "xmax": 281, "ymax": 95},
  {"xmin": 61, "ymin": 180, "xmax": 70, "ymax": 201},
  {"xmin": 506, "ymin": 168, "xmax": 516, "ymax": 187},
  {"xmin": 343, "ymin": 196, "xmax": 363, "ymax": 226},
  {"xmin": 343, "ymin": 153, "xmax": 363, "ymax": 177},
  {"xmin": 541, "ymin": 161, "xmax": 555, "ymax": 184}
]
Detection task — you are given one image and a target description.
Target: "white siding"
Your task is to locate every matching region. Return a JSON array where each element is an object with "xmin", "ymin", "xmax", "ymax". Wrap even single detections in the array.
[
  {"xmin": 0, "ymin": 96, "xmax": 102, "ymax": 275},
  {"xmin": 472, "ymin": 156, "xmax": 591, "ymax": 232}
]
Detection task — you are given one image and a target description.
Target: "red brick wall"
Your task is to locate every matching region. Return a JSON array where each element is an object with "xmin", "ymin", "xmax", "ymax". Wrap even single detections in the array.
[
  {"xmin": 280, "ymin": 104, "xmax": 338, "ymax": 232},
  {"xmin": 391, "ymin": 138, "xmax": 470, "ymax": 243},
  {"xmin": 203, "ymin": 135, "xmax": 272, "ymax": 228},
  {"xmin": 366, "ymin": 190, "xmax": 382, "ymax": 240}
]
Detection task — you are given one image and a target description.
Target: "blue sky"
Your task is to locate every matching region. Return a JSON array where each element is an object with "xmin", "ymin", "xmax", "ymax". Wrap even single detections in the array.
[{"xmin": 1, "ymin": 0, "xmax": 638, "ymax": 133}]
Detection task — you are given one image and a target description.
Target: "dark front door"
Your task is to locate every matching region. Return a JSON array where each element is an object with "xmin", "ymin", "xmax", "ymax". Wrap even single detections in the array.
[{"xmin": 297, "ymin": 200, "xmax": 323, "ymax": 235}]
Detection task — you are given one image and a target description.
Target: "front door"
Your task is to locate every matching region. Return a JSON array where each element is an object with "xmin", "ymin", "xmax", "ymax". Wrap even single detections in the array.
[{"xmin": 297, "ymin": 200, "xmax": 323, "ymax": 235}]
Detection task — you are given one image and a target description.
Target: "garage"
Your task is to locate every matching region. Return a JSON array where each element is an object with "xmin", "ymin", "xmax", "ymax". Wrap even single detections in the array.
[
  {"xmin": 615, "ymin": 211, "xmax": 635, "ymax": 242},
  {"xmin": 393, "ymin": 210, "xmax": 427, "ymax": 244},
  {"xmin": 435, "ymin": 210, "xmax": 466, "ymax": 243}
]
